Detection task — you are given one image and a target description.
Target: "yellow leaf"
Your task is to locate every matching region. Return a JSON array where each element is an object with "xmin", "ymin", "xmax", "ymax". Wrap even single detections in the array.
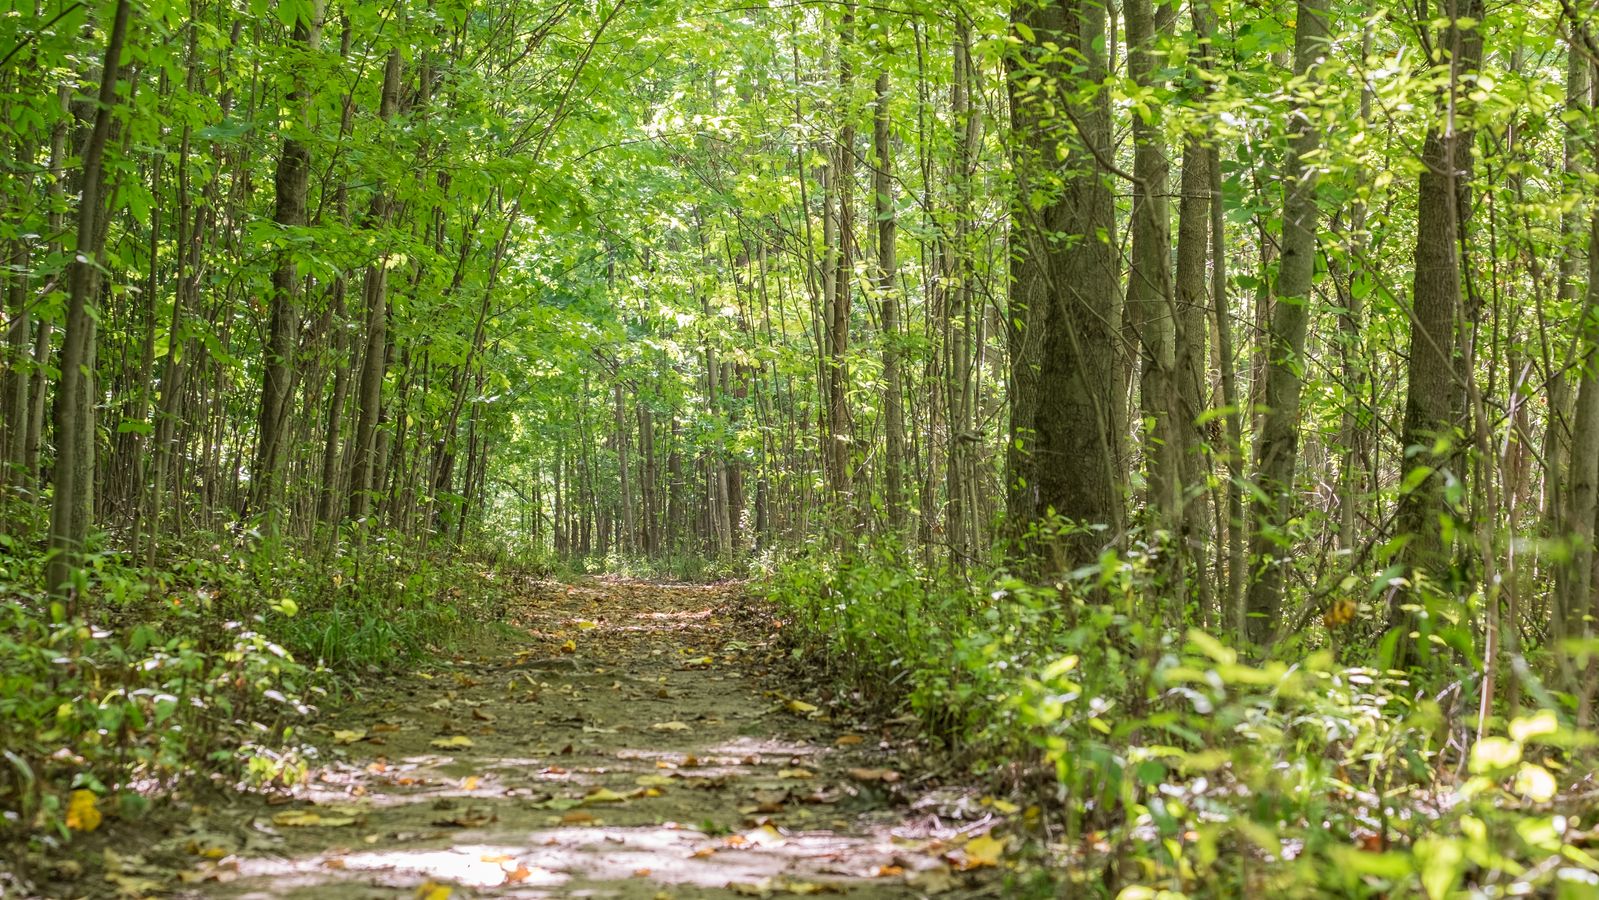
[
  {"xmin": 784, "ymin": 699, "xmax": 818, "ymax": 715},
  {"xmin": 431, "ymin": 736, "xmax": 474, "ymax": 750},
  {"xmin": 957, "ymin": 833, "xmax": 1006, "ymax": 870},
  {"xmin": 560, "ymin": 640, "xmax": 577, "ymax": 653},
  {"xmin": 462, "ymin": 776, "xmax": 480, "ymax": 790},
  {"xmin": 635, "ymin": 774, "xmax": 674, "ymax": 786},
  {"xmin": 982, "ymin": 796, "xmax": 1020, "ymax": 814},
  {"xmin": 272, "ymin": 810, "xmax": 357, "ymax": 828},
  {"xmin": 834, "ymin": 734, "xmax": 864, "ymax": 747},
  {"xmin": 414, "ymin": 881, "xmax": 453, "ymax": 900},
  {"xmin": 66, "ymin": 789, "xmax": 101, "ymax": 832},
  {"xmin": 334, "ymin": 729, "xmax": 366, "ymax": 745},
  {"xmin": 577, "ymin": 621, "xmax": 599, "ymax": 630},
  {"xmin": 778, "ymin": 768, "xmax": 815, "ymax": 779},
  {"xmin": 581, "ymin": 787, "xmax": 632, "ymax": 805}
]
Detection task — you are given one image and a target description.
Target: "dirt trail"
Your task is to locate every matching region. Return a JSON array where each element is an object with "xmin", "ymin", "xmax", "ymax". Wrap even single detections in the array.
[{"xmin": 142, "ymin": 579, "xmax": 1007, "ymax": 899}]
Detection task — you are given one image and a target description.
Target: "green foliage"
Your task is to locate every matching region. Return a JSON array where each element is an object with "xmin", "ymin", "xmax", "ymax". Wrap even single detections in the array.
[
  {"xmin": 763, "ymin": 543, "xmax": 1599, "ymax": 897},
  {"xmin": 0, "ymin": 535, "xmax": 312, "ymax": 838},
  {"xmin": 0, "ymin": 507, "xmax": 498, "ymax": 840}
]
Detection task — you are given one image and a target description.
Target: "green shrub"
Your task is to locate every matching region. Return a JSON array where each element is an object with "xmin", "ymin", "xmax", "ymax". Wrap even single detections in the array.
[{"xmin": 760, "ymin": 541, "xmax": 1599, "ymax": 897}]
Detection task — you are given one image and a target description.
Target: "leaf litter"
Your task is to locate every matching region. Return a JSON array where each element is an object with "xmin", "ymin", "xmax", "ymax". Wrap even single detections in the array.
[{"xmin": 62, "ymin": 578, "xmax": 1008, "ymax": 898}]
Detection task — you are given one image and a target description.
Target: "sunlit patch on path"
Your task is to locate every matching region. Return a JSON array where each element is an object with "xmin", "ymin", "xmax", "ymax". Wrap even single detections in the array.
[{"xmin": 164, "ymin": 580, "xmax": 1004, "ymax": 898}]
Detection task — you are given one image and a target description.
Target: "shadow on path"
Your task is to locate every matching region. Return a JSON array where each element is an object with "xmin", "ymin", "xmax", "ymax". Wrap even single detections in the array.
[{"xmin": 158, "ymin": 579, "xmax": 1005, "ymax": 899}]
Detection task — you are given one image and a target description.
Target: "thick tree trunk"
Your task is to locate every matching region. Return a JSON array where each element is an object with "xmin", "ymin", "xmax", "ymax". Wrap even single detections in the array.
[
  {"xmin": 1007, "ymin": 0, "xmax": 1125, "ymax": 570},
  {"xmin": 1396, "ymin": 0, "xmax": 1484, "ymax": 587}
]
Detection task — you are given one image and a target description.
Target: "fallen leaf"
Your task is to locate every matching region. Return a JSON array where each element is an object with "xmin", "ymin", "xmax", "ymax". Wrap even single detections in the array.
[
  {"xmin": 582, "ymin": 787, "xmax": 634, "ymax": 805},
  {"xmin": 784, "ymin": 699, "xmax": 818, "ymax": 715},
  {"xmin": 472, "ymin": 708, "xmax": 496, "ymax": 722},
  {"xmin": 983, "ymin": 797, "xmax": 1020, "ymax": 814},
  {"xmin": 728, "ymin": 877, "xmax": 843, "ymax": 896},
  {"xmin": 778, "ymin": 768, "xmax": 816, "ymax": 779},
  {"xmin": 955, "ymin": 833, "xmax": 1006, "ymax": 870},
  {"xmin": 334, "ymin": 729, "xmax": 367, "ymax": 745},
  {"xmin": 430, "ymin": 736, "xmax": 474, "ymax": 750},
  {"xmin": 651, "ymin": 721, "xmax": 691, "ymax": 732},
  {"xmin": 66, "ymin": 790, "xmax": 101, "ymax": 832},
  {"xmin": 577, "ymin": 621, "xmax": 599, "ymax": 630},
  {"xmin": 272, "ymin": 810, "xmax": 357, "ymax": 828},
  {"xmin": 560, "ymin": 639, "xmax": 577, "ymax": 653},
  {"xmin": 846, "ymin": 767, "xmax": 900, "ymax": 783},
  {"xmin": 834, "ymin": 734, "xmax": 864, "ymax": 747},
  {"xmin": 433, "ymin": 809, "xmax": 495, "ymax": 828},
  {"xmin": 504, "ymin": 864, "xmax": 534, "ymax": 884},
  {"xmin": 462, "ymin": 776, "xmax": 480, "ymax": 790},
  {"xmin": 106, "ymin": 873, "xmax": 166, "ymax": 897},
  {"xmin": 561, "ymin": 811, "xmax": 597, "ymax": 825},
  {"xmin": 414, "ymin": 881, "xmax": 453, "ymax": 900},
  {"xmin": 636, "ymin": 774, "xmax": 674, "ymax": 787}
]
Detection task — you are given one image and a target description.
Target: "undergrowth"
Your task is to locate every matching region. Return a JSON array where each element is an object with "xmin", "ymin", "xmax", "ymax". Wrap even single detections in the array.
[
  {"xmin": 759, "ymin": 537, "xmax": 1599, "ymax": 898},
  {"xmin": 0, "ymin": 502, "xmax": 501, "ymax": 845}
]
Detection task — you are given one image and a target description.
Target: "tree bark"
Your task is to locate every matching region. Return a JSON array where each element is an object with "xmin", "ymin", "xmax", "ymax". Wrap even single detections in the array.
[
  {"xmin": 1006, "ymin": 0, "xmax": 1125, "ymax": 570},
  {"xmin": 347, "ymin": 49, "xmax": 403, "ymax": 523},
  {"xmin": 47, "ymin": 0, "xmax": 132, "ymax": 596},
  {"xmin": 1395, "ymin": 0, "xmax": 1484, "ymax": 586},
  {"xmin": 1245, "ymin": 0, "xmax": 1328, "ymax": 645}
]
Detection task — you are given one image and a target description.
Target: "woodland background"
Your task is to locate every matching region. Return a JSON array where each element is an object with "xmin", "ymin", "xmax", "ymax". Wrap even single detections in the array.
[{"xmin": 4, "ymin": 0, "xmax": 1599, "ymax": 895}]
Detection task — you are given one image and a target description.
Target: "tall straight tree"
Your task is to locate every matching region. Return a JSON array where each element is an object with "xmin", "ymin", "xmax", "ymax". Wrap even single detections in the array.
[
  {"xmin": 1006, "ymin": 0, "xmax": 1125, "ymax": 568},
  {"xmin": 1125, "ymin": 0, "xmax": 1181, "ymax": 536},
  {"xmin": 873, "ymin": 66, "xmax": 906, "ymax": 534},
  {"xmin": 1395, "ymin": 0, "xmax": 1485, "ymax": 589},
  {"xmin": 348, "ymin": 49, "xmax": 403, "ymax": 523},
  {"xmin": 1244, "ymin": 0, "xmax": 1328, "ymax": 646},
  {"xmin": 251, "ymin": 0, "xmax": 322, "ymax": 521},
  {"xmin": 47, "ymin": 0, "xmax": 133, "ymax": 595}
]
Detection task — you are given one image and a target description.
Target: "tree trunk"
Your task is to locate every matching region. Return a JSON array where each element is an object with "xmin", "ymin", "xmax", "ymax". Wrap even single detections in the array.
[
  {"xmin": 874, "ymin": 68, "xmax": 906, "ymax": 536},
  {"xmin": 1395, "ymin": 0, "xmax": 1484, "ymax": 587},
  {"xmin": 1006, "ymin": 0, "xmax": 1125, "ymax": 570},
  {"xmin": 1245, "ymin": 0, "xmax": 1328, "ymax": 646},
  {"xmin": 347, "ymin": 49, "xmax": 402, "ymax": 523},
  {"xmin": 1125, "ymin": 0, "xmax": 1182, "ymax": 540},
  {"xmin": 47, "ymin": 0, "xmax": 132, "ymax": 596},
  {"xmin": 252, "ymin": 0, "xmax": 321, "ymax": 521}
]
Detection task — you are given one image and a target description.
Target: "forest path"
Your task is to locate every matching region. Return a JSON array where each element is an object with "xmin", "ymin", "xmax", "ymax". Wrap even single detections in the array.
[{"xmin": 161, "ymin": 579, "xmax": 1005, "ymax": 899}]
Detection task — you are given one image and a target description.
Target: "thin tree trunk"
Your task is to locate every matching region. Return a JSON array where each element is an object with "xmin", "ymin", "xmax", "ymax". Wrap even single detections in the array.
[
  {"xmin": 47, "ymin": 0, "xmax": 132, "ymax": 596},
  {"xmin": 1246, "ymin": 0, "xmax": 1328, "ymax": 646}
]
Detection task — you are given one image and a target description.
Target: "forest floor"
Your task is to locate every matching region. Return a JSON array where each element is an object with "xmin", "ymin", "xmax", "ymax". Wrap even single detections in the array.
[{"xmin": 56, "ymin": 579, "xmax": 1011, "ymax": 899}]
